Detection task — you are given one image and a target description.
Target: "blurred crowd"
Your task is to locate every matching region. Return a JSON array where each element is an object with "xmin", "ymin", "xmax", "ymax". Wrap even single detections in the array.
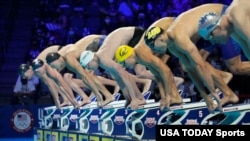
[{"xmin": 25, "ymin": 0, "xmax": 231, "ymax": 62}]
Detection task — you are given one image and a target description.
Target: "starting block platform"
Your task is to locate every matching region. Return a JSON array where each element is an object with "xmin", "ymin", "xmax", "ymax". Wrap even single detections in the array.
[
  {"xmin": 201, "ymin": 103, "xmax": 250, "ymax": 125},
  {"xmin": 36, "ymin": 94, "xmax": 250, "ymax": 141}
]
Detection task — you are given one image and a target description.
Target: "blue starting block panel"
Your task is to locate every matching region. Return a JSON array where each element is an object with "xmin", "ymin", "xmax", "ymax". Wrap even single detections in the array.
[{"xmin": 201, "ymin": 103, "xmax": 250, "ymax": 125}]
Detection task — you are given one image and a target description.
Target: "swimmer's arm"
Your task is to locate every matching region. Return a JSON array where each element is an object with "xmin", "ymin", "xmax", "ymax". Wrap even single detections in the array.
[
  {"xmin": 40, "ymin": 75, "xmax": 61, "ymax": 109},
  {"xmin": 175, "ymin": 37, "xmax": 205, "ymax": 65},
  {"xmin": 98, "ymin": 55, "xmax": 138, "ymax": 97},
  {"xmin": 46, "ymin": 66, "xmax": 77, "ymax": 105},
  {"xmin": 137, "ymin": 48, "xmax": 174, "ymax": 98},
  {"xmin": 174, "ymin": 76, "xmax": 184, "ymax": 87},
  {"xmin": 64, "ymin": 52, "xmax": 101, "ymax": 96},
  {"xmin": 158, "ymin": 54, "xmax": 170, "ymax": 64},
  {"xmin": 148, "ymin": 55, "xmax": 174, "ymax": 98},
  {"xmin": 134, "ymin": 64, "xmax": 155, "ymax": 80},
  {"xmin": 175, "ymin": 35, "xmax": 216, "ymax": 93},
  {"xmin": 129, "ymin": 74, "xmax": 152, "ymax": 94},
  {"xmin": 139, "ymin": 78, "xmax": 152, "ymax": 94},
  {"xmin": 97, "ymin": 76, "xmax": 120, "ymax": 95},
  {"xmin": 63, "ymin": 73, "xmax": 88, "ymax": 97},
  {"xmin": 157, "ymin": 80, "xmax": 166, "ymax": 101},
  {"xmin": 199, "ymin": 49, "xmax": 210, "ymax": 61}
]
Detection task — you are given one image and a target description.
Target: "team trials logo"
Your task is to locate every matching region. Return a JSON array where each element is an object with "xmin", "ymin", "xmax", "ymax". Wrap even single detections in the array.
[
  {"xmin": 70, "ymin": 114, "xmax": 78, "ymax": 122},
  {"xmin": 11, "ymin": 109, "xmax": 34, "ymax": 133},
  {"xmin": 114, "ymin": 116, "xmax": 125, "ymax": 125},
  {"xmin": 144, "ymin": 117, "xmax": 156, "ymax": 128},
  {"xmin": 89, "ymin": 115, "xmax": 99, "ymax": 124}
]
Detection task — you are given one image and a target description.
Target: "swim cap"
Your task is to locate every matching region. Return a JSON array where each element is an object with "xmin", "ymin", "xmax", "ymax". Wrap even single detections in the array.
[
  {"xmin": 46, "ymin": 52, "xmax": 60, "ymax": 64},
  {"xmin": 198, "ymin": 12, "xmax": 221, "ymax": 39},
  {"xmin": 115, "ymin": 45, "xmax": 134, "ymax": 63},
  {"xmin": 18, "ymin": 64, "xmax": 30, "ymax": 75},
  {"xmin": 32, "ymin": 58, "xmax": 44, "ymax": 71},
  {"xmin": 79, "ymin": 50, "xmax": 95, "ymax": 67},
  {"xmin": 144, "ymin": 26, "xmax": 164, "ymax": 48}
]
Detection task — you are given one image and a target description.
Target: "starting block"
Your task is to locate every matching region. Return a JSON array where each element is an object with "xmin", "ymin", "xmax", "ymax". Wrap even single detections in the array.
[
  {"xmin": 201, "ymin": 103, "xmax": 250, "ymax": 125},
  {"xmin": 98, "ymin": 99, "xmax": 155, "ymax": 137},
  {"xmin": 125, "ymin": 98, "xmax": 192, "ymax": 140},
  {"xmin": 38, "ymin": 106, "xmax": 57, "ymax": 129},
  {"xmin": 74, "ymin": 91, "xmax": 153, "ymax": 134},
  {"xmin": 79, "ymin": 99, "xmax": 155, "ymax": 134},
  {"xmin": 55, "ymin": 92, "xmax": 154, "ymax": 133},
  {"xmin": 158, "ymin": 101, "xmax": 211, "ymax": 125},
  {"xmin": 50, "ymin": 105, "xmax": 74, "ymax": 130}
]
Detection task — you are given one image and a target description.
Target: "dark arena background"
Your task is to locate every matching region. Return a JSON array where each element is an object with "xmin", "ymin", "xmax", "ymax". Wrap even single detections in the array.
[{"xmin": 0, "ymin": 0, "xmax": 250, "ymax": 141}]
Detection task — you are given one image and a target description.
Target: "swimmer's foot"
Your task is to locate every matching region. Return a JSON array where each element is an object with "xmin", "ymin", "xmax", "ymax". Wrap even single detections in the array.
[
  {"xmin": 204, "ymin": 95, "xmax": 219, "ymax": 113},
  {"xmin": 221, "ymin": 71, "xmax": 233, "ymax": 84},
  {"xmin": 101, "ymin": 96, "xmax": 115, "ymax": 107},
  {"xmin": 170, "ymin": 94, "xmax": 183, "ymax": 106},
  {"xmin": 95, "ymin": 94, "xmax": 104, "ymax": 107},
  {"xmin": 60, "ymin": 101, "xmax": 71, "ymax": 107},
  {"xmin": 160, "ymin": 95, "xmax": 170, "ymax": 111},
  {"xmin": 70, "ymin": 99, "xmax": 80, "ymax": 109},
  {"xmin": 79, "ymin": 98, "xmax": 91, "ymax": 107},
  {"xmin": 220, "ymin": 93, "xmax": 239, "ymax": 107},
  {"xmin": 128, "ymin": 98, "xmax": 146, "ymax": 110},
  {"xmin": 124, "ymin": 100, "xmax": 131, "ymax": 108}
]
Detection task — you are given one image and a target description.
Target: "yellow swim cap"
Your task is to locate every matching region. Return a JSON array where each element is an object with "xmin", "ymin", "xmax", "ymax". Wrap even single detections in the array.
[{"xmin": 115, "ymin": 45, "xmax": 134, "ymax": 63}]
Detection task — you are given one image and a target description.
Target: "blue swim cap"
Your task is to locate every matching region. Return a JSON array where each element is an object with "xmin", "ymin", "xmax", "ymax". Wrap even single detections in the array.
[{"xmin": 198, "ymin": 12, "xmax": 221, "ymax": 40}]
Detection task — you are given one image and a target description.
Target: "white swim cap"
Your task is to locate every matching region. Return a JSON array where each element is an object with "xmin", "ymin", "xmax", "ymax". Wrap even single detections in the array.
[
  {"xmin": 79, "ymin": 51, "xmax": 95, "ymax": 67},
  {"xmin": 198, "ymin": 12, "xmax": 221, "ymax": 39}
]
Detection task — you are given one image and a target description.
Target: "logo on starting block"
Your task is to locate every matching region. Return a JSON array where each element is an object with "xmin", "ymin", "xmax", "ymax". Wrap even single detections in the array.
[
  {"xmin": 89, "ymin": 115, "xmax": 99, "ymax": 124},
  {"xmin": 144, "ymin": 117, "xmax": 156, "ymax": 128},
  {"xmin": 114, "ymin": 116, "xmax": 125, "ymax": 125}
]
